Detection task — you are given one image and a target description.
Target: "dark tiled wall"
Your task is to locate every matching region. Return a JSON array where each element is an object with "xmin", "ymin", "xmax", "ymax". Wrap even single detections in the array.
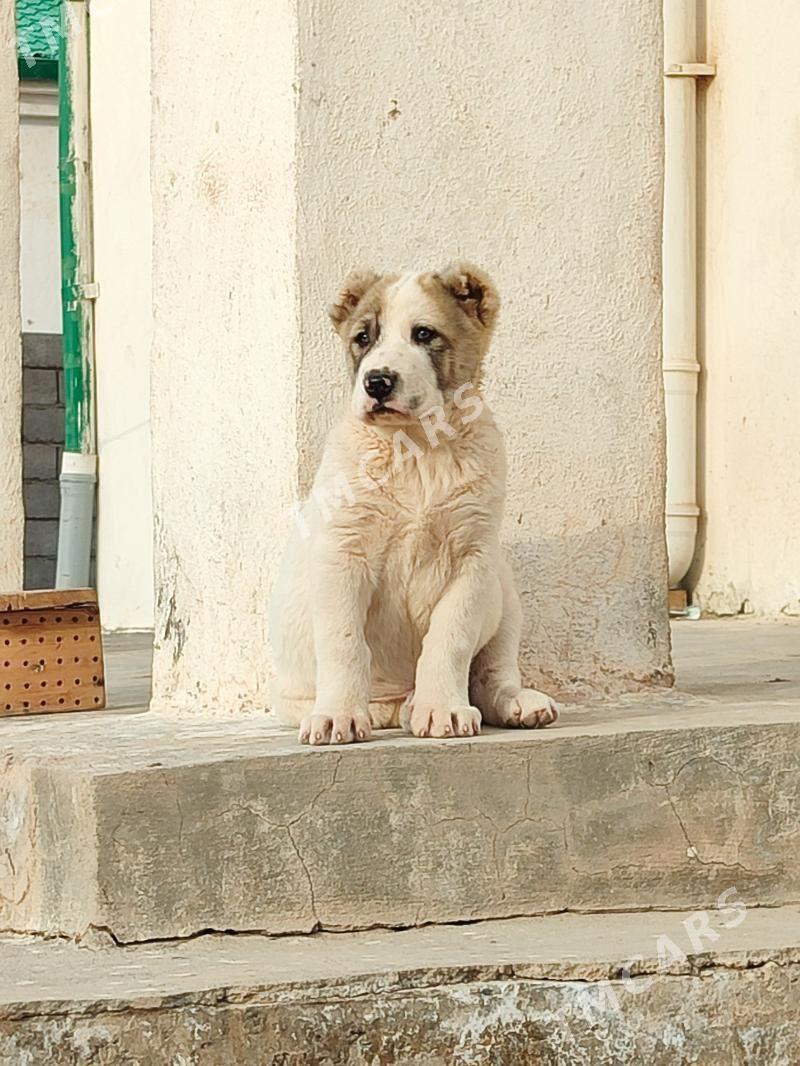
[{"xmin": 22, "ymin": 333, "xmax": 63, "ymax": 589}]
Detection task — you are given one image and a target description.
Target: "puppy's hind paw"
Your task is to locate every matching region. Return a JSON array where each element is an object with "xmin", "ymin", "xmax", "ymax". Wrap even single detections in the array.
[{"xmin": 497, "ymin": 689, "xmax": 559, "ymax": 730}]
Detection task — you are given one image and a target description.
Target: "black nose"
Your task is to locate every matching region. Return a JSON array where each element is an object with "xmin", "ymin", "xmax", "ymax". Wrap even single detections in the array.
[{"xmin": 364, "ymin": 369, "xmax": 397, "ymax": 402}]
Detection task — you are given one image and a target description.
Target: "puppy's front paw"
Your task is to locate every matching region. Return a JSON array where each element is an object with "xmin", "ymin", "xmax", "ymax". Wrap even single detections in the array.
[
  {"xmin": 299, "ymin": 710, "xmax": 372, "ymax": 746},
  {"xmin": 409, "ymin": 702, "xmax": 482, "ymax": 739},
  {"xmin": 497, "ymin": 688, "xmax": 559, "ymax": 729}
]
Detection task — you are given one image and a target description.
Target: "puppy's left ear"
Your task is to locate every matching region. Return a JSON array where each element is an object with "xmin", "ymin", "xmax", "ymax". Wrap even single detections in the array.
[
  {"xmin": 328, "ymin": 269, "xmax": 381, "ymax": 334},
  {"xmin": 438, "ymin": 262, "xmax": 500, "ymax": 331}
]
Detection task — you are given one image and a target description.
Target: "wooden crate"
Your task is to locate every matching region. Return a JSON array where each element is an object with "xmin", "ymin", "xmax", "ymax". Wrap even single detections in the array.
[{"xmin": 0, "ymin": 589, "xmax": 105, "ymax": 718}]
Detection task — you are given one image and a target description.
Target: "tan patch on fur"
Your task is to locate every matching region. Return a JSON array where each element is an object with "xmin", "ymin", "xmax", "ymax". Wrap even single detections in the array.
[
  {"xmin": 329, "ymin": 272, "xmax": 393, "ymax": 334},
  {"xmin": 436, "ymin": 261, "xmax": 500, "ymax": 330}
]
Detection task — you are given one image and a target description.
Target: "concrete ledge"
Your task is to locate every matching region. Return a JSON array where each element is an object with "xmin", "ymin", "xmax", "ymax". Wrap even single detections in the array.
[
  {"xmin": 2, "ymin": 700, "xmax": 800, "ymax": 942},
  {"xmin": 2, "ymin": 908, "xmax": 800, "ymax": 1063}
]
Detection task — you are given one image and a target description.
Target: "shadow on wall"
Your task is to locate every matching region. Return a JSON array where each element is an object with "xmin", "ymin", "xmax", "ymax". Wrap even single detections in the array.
[{"xmin": 508, "ymin": 523, "xmax": 673, "ymax": 700}]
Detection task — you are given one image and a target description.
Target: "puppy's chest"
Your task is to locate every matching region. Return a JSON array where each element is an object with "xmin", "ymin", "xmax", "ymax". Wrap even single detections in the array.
[
  {"xmin": 391, "ymin": 506, "xmax": 457, "ymax": 561},
  {"xmin": 381, "ymin": 469, "xmax": 483, "ymax": 571}
]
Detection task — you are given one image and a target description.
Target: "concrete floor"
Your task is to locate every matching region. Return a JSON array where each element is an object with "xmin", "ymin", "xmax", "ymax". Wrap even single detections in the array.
[
  {"xmin": 0, "ymin": 619, "xmax": 797, "ymax": 762},
  {"xmin": 102, "ymin": 630, "xmax": 154, "ymax": 710},
  {"xmin": 101, "ymin": 617, "xmax": 800, "ymax": 715},
  {"xmin": 671, "ymin": 616, "xmax": 800, "ymax": 696}
]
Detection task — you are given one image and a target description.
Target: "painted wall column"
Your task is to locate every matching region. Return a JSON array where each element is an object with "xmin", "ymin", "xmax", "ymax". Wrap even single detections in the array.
[
  {"xmin": 150, "ymin": 0, "xmax": 670, "ymax": 714},
  {"xmin": 150, "ymin": 0, "xmax": 299, "ymax": 713},
  {"xmin": 90, "ymin": 0, "xmax": 154, "ymax": 630},
  {"xmin": 0, "ymin": 1, "xmax": 24, "ymax": 590}
]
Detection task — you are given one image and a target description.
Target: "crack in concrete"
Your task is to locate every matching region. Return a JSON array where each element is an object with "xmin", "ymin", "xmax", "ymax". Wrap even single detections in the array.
[
  {"xmin": 657, "ymin": 779, "xmax": 779, "ymax": 876},
  {"xmin": 175, "ymin": 792, "xmax": 186, "ymax": 857},
  {"xmin": 525, "ymin": 754, "xmax": 534, "ymax": 819},
  {"xmin": 0, "ymin": 871, "xmax": 31, "ymax": 909},
  {"xmin": 216, "ymin": 765, "xmax": 345, "ymax": 932},
  {"xmin": 648, "ymin": 750, "xmax": 744, "ymax": 789},
  {"xmin": 220, "ymin": 803, "xmax": 321, "ymax": 925},
  {"xmin": 220, "ymin": 755, "xmax": 343, "ymax": 832},
  {"xmin": 285, "ymin": 824, "xmax": 319, "ymax": 929},
  {"xmin": 3, "ymin": 895, "xmax": 800, "ymax": 950},
  {"xmin": 304, "ymin": 754, "xmax": 344, "ymax": 818}
]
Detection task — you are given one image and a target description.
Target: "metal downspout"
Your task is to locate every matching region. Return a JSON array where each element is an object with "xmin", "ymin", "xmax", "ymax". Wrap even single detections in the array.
[{"xmin": 56, "ymin": 0, "xmax": 97, "ymax": 588}]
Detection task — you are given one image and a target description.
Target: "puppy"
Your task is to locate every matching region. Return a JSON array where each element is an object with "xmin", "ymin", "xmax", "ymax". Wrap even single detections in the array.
[{"xmin": 269, "ymin": 263, "xmax": 559, "ymax": 744}]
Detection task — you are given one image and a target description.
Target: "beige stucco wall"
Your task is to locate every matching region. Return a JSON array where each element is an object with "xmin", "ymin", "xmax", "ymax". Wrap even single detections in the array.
[
  {"xmin": 0, "ymin": 7, "xmax": 23, "ymax": 591},
  {"xmin": 90, "ymin": 0, "xmax": 155, "ymax": 630},
  {"xmin": 293, "ymin": 0, "xmax": 669, "ymax": 699},
  {"xmin": 691, "ymin": 1, "xmax": 800, "ymax": 617},
  {"xmin": 150, "ymin": 0, "xmax": 669, "ymax": 713}
]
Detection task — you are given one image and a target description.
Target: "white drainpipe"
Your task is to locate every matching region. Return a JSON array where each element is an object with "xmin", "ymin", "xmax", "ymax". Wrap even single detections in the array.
[{"xmin": 662, "ymin": 1, "xmax": 715, "ymax": 587}]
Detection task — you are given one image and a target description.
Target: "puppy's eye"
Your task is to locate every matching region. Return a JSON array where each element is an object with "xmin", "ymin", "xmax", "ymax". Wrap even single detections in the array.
[
  {"xmin": 413, "ymin": 326, "xmax": 436, "ymax": 344},
  {"xmin": 354, "ymin": 330, "xmax": 371, "ymax": 349}
]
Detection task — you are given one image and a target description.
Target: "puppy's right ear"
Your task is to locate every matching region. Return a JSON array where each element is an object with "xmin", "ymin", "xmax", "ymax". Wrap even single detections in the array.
[{"xmin": 328, "ymin": 270, "xmax": 381, "ymax": 334}]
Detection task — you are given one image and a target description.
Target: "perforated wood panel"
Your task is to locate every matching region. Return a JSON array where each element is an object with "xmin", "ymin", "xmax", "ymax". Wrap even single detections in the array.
[{"xmin": 0, "ymin": 590, "xmax": 105, "ymax": 717}]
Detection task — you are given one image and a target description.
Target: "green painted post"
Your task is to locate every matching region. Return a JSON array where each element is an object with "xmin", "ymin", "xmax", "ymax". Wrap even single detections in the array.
[
  {"xmin": 58, "ymin": 0, "xmax": 91, "ymax": 454},
  {"xmin": 55, "ymin": 0, "xmax": 97, "ymax": 589}
]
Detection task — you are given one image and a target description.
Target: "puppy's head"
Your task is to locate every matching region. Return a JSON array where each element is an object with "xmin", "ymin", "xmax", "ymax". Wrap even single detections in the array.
[{"xmin": 329, "ymin": 263, "xmax": 499, "ymax": 424}]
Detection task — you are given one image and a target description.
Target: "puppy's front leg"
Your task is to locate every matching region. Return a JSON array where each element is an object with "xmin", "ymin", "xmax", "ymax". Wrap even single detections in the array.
[
  {"xmin": 301, "ymin": 551, "xmax": 373, "ymax": 746},
  {"xmin": 410, "ymin": 560, "xmax": 490, "ymax": 738}
]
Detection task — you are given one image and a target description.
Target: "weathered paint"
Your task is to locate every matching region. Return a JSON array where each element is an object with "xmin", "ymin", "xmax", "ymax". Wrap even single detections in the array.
[
  {"xmin": 58, "ymin": 0, "xmax": 93, "ymax": 455},
  {"xmin": 0, "ymin": 0, "xmax": 24, "ymax": 589}
]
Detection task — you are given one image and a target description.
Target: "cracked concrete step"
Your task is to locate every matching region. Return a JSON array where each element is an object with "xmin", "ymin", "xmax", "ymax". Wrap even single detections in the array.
[
  {"xmin": 1, "ymin": 699, "xmax": 799, "ymax": 943},
  {"xmin": 2, "ymin": 906, "xmax": 800, "ymax": 1064}
]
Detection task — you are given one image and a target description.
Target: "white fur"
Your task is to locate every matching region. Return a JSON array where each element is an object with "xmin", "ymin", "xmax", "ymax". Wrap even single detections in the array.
[{"xmin": 269, "ymin": 272, "xmax": 559, "ymax": 744}]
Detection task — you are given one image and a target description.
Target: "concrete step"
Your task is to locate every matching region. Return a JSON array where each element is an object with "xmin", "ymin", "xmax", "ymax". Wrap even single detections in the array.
[
  {"xmin": 3, "ymin": 906, "xmax": 800, "ymax": 1064},
  {"xmin": 1, "ymin": 694, "xmax": 799, "ymax": 943}
]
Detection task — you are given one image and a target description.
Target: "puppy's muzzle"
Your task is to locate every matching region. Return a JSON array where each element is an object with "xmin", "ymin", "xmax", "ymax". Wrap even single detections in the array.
[{"xmin": 363, "ymin": 369, "xmax": 398, "ymax": 404}]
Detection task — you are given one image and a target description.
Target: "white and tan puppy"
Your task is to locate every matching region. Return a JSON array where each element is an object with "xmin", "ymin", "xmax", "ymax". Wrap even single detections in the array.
[{"xmin": 269, "ymin": 263, "xmax": 559, "ymax": 745}]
